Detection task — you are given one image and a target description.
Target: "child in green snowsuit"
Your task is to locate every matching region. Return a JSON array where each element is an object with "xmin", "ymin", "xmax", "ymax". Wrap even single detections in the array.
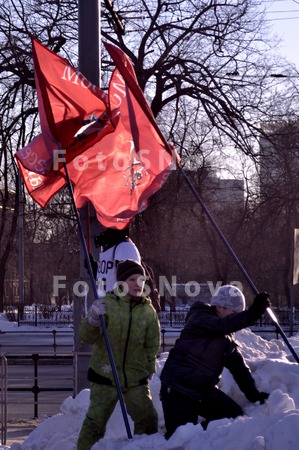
[{"xmin": 77, "ymin": 259, "xmax": 161, "ymax": 450}]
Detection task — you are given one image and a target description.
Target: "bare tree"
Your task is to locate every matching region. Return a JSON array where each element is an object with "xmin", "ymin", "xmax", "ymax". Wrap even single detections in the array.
[
  {"xmin": 1, "ymin": 0, "xmax": 298, "ymax": 310},
  {"xmin": 0, "ymin": 1, "xmax": 78, "ymax": 310},
  {"xmin": 101, "ymin": 0, "xmax": 296, "ymax": 158}
]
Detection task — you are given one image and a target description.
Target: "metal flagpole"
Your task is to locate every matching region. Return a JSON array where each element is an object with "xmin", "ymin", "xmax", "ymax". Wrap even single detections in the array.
[
  {"xmin": 179, "ymin": 167, "xmax": 299, "ymax": 364},
  {"xmin": 76, "ymin": 0, "xmax": 132, "ymax": 439},
  {"xmin": 18, "ymin": 171, "xmax": 24, "ymax": 311}
]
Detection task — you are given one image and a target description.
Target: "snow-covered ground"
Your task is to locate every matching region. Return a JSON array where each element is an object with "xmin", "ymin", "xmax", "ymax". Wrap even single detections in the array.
[{"xmin": 1, "ymin": 314, "xmax": 299, "ymax": 449}]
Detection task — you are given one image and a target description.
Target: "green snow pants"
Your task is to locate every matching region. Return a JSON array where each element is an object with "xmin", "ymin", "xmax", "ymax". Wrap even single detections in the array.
[{"xmin": 77, "ymin": 382, "xmax": 158, "ymax": 450}]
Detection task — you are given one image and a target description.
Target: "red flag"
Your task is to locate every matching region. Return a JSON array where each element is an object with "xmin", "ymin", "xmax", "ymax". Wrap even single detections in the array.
[
  {"xmin": 72, "ymin": 61, "xmax": 177, "ymax": 228},
  {"xmin": 16, "ymin": 135, "xmax": 66, "ymax": 207},
  {"xmin": 15, "ymin": 38, "xmax": 115, "ymax": 207},
  {"xmin": 15, "ymin": 38, "xmax": 112, "ymax": 176},
  {"xmin": 16, "ymin": 40, "xmax": 177, "ymax": 228},
  {"xmin": 103, "ymin": 42, "xmax": 177, "ymax": 156}
]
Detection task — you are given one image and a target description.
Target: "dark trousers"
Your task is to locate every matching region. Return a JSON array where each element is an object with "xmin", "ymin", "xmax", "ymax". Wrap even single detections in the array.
[{"xmin": 160, "ymin": 383, "xmax": 243, "ymax": 439}]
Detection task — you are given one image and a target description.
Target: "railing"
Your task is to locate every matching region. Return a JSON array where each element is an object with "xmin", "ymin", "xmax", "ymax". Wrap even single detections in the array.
[
  {"xmin": 0, "ymin": 329, "xmax": 73, "ymax": 355},
  {"xmin": 4, "ymin": 304, "xmax": 299, "ymax": 329},
  {"xmin": 160, "ymin": 329, "xmax": 181, "ymax": 352},
  {"xmin": 0, "ymin": 353, "xmax": 74, "ymax": 446},
  {"xmin": 4, "ymin": 305, "xmax": 73, "ymax": 327},
  {"xmin": 158, "ymin": 307, "xmax": 299, "ymax": 333},
  {"xmin": 158, "ymin": 310, "xmax": 188, "ymax": 328},
  {"xmin": 159, "ymin": 326, "xmax": 299, "ymax": 353}
]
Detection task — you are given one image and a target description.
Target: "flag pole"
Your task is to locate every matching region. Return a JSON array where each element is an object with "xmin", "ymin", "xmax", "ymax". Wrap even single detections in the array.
[
  {"xmin": 179, "ymin": 167, "xmax": 299, "ymax": 364},
  {"xmin": 77, "ymin": 1, "xmax": 131, "ymax": 439},
  {"xmin": 63, "ymin": 160, "xmax": 133, "ymax": 439}
]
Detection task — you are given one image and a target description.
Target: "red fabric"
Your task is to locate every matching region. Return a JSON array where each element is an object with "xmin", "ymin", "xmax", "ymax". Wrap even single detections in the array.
[
  {"xmin": 15, "ymin": 40, "xmax": 178, "ymax": 229},
  {"xmin": 15, "ymin": 38, "xmax": 111, "ymax": 176},
  {"xmin": 72, "ymin": 65, "xmax": 177, "ymax": 229},
  {"xmin": 103, "ymin": 42, "xmax": 177, "ymax": 155},
  {"xmin": 15, "ymin": 38, "xmax": 114, "ymax": 207},
  {"xmin": 16, "ymin": 135, "xmax": 66, "ymax": 208}
]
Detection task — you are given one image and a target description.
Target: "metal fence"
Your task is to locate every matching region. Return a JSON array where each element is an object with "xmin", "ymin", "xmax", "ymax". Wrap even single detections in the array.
[
  {"xmin": 0, "ymin": 353, "xmax": 74, "ymax": 446},
  {"xmin": 0, "ymin": 329, "xmax": 73, "ymax": 356},
  {"xmin": 4, "ymin": 305, "xmax": 73, "ymax": 327},
  {"xmin": 4, "ymin": 304, "xmax": 299, "ymax": 330},
  {"xmin": 158, "ymin": 306, "xmax": 299, "ymax": 329}
]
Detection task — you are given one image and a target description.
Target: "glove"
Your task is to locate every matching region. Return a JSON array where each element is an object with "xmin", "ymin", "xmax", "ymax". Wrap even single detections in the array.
[
  {"xmin": 88, "ymin": 299, "xmax": 106, "ymax": 327},
  {"xmin": 84, "ymin": 253, "xmax": 98, "ymax": 279},
  {"xmin": 248, "ymin": 292, "xmax": 271, "ymax": 321},
  {"xmin": 257, "ymin": 392, "xmax": 269, "ymax": 404},
  {"xmin": 247, "ymin": 391, "xmax": 269, "ymax": 404}
]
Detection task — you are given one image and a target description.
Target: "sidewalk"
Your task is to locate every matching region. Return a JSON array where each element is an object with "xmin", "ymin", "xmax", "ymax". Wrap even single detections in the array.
[{"xmin": 1, "ymin": 419, "xmax": 42, "ymax": 448}]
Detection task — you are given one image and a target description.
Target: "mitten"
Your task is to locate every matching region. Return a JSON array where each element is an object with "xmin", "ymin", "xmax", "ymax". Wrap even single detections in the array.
[
  {"xmin": 246, "ymin": 390, "xmax": 269, "ymax": 404},
  {"xmin": 257, "ymin": 392, "xmax": 269, "ymax": 404},
  {"xmin": 248, "ymin": 292, "xmax": 270, "ymax": 321},
  {"xmin": 88, "ymin": 299, "xmax": 106, "ymax": 327}
]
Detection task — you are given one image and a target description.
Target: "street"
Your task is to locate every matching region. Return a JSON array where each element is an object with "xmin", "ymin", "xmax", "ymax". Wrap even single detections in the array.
[
  {"xmin": 4, "ymin": 363, "xmax": 74, "ymax": 419},
  {"xmin": 0, "ymin": 329, "xmax": 74, "ymax": 354}
]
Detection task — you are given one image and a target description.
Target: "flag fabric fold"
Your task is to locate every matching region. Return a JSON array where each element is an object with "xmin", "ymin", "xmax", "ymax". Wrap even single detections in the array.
[
  {"xmin": 103, "ymin": 42, "xmax": 177, "ymax": 156},
  {"xmin": 16, "ymin": 38, "xmax": 178, "ymax": 228},
  {"xmin": 72, "ymin": 65, "xmax": 177, "ymax": 227},
  {"xmin": 15, "ymin": 37, "xmax": 114, "ymax": 206},
  {"xmin": 17, "ymin": 134, "xmax": 66, "ymax": 208}
]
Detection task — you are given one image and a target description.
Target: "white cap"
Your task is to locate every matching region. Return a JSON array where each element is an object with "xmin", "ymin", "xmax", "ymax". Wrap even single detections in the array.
[{"xmin": 211, "ymin": 285, "xmax": 245, "ymax": 313}]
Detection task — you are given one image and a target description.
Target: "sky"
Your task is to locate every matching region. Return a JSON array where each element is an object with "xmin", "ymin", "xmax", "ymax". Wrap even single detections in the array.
[
  {"xmin": 266, "ymin": 0, "xmax": 299, "ymax": 68},
  {"xmin": 1, "ymin": 314, "xmax": 299, "ymax": 450}
]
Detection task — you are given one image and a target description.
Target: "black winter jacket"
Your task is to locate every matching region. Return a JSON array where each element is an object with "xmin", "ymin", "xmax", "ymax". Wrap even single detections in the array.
[{"xmin": 160, "ymin": 302, "xmax": 260, "ymax": 401}]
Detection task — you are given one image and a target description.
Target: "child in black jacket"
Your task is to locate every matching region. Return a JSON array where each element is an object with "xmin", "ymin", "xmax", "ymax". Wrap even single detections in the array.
[{"xmin": 160, "ymin": 285, "xmax": 270, "ymax": 439}]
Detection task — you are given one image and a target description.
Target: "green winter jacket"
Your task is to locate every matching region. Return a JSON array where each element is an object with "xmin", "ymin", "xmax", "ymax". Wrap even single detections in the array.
[{"xmin": 79, "ymin": 292, "xmax": 161, "ymax": 388}]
